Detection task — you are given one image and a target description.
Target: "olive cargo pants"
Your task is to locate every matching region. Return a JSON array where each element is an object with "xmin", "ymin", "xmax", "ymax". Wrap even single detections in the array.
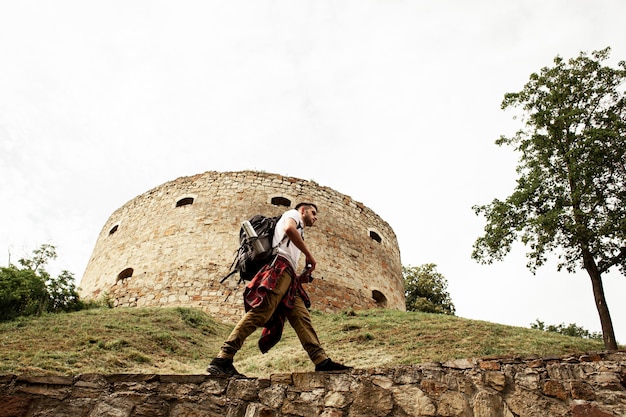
[{"xmin": 217, "ymin": 269, "xmax": 328, "ymax": 365}]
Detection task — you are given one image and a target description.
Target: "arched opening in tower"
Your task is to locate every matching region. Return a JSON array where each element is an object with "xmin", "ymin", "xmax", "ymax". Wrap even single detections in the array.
[
  {"xmin": 176, "ymin": 197, "xmax": 194, "ymax": 207},
  {"xmin": 117, "ymin": 267, "xmax": 134, "ymax": 283},
  {"xmin": 369, "ymin": 230, "xmax": 382, "ymax": 243},
  {"xmin": 271, "ymin": 196, "xmax": 291, "ymax": 207},
  {"xmin": 372, "ymin": 290, "xmax": 387, "ymax": 307}
]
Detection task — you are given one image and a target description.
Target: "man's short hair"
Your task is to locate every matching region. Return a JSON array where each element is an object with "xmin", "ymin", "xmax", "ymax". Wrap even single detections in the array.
[{"xmin": 295, "ymin": 202, "xmax": 318, "ymax": 212}]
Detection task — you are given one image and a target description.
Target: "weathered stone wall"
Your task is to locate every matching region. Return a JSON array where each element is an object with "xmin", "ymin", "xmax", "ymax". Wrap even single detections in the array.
[
  {"xmin": 1, "ymin": 352, "xmax": 625, "ymax": 417},
  {"xmin": 79, "ymin": 171, "xmax": 404, "ymax": 323}
]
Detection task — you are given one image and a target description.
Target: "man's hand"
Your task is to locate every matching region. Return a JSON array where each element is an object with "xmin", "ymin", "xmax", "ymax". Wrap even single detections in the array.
[
  {"xmin": 305, "ymin": 257, "xmax": 316, "ymax": 272},
  {"xmin": 299, "ymin": 264, "xmax": 314, "ymax": 283}
]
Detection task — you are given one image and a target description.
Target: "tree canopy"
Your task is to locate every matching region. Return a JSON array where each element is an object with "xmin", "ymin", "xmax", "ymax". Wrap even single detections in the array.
[
  {"xmin": 472, "ymin": 47, "xmax": 626, "ymax": 350},
  {"xmin": 0, "ymin": 244, "xmax": 83, "ymax": 321},
  {"xmin": 403, "ymin": 263, "xmax": 455, "ymax": 315}
]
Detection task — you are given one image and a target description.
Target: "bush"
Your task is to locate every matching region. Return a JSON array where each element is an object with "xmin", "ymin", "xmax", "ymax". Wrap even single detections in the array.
[
  {"xmin": 403, "ymin": 264, "xmax": 456, "ymax": 315},
  {"xmin": 0, "ymin": 266, "xmax": 48, "ymax": 320},
  {"xmin": 530, "ymin": 319, "xmax": 603, "ymax": 340},
  {"xmin": 0, "ymin": 244, "xmax": 102, "ymax": 321}
]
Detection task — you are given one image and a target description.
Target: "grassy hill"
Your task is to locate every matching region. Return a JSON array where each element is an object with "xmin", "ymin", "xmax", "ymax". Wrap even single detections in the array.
[{"xmin": 0, "ymin": 307, "xmax": 609, "ymax": 378}]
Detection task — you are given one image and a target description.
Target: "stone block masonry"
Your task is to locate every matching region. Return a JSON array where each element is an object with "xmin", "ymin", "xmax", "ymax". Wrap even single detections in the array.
[
  {"xmin": 79, "ymin": 171, "xmax": 404, "ymax": 323},
  {"xmin": 1, "ymin": 352, "xmax": 624, "ymax": 416}
]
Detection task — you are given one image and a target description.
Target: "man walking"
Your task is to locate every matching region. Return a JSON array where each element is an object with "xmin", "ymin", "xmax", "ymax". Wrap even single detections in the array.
[{"xmin": 208, "ymin": 202, "xmax": 351, "ymax": 377}]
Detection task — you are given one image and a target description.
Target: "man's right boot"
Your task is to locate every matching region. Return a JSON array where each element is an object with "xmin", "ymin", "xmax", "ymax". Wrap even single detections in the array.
[{"xmin": 207, "ymin": 357, "xmax": 246, "ymax": 378}]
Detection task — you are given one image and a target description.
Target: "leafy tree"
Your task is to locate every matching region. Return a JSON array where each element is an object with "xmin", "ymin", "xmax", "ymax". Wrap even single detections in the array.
[
  {"xmin": 17, "ymin": 243, "xmax": 57, "ymax": 273},
  {"xmin": 403, "ymin": 264, "xmax": 455, "ymax": 315},
  {"xmin": 0, "ymin": 266, "xmax": 48, "ymax": 320},
  {"xmin": 530, "ymin": 319, "xmax": 602, "ymax": 341},
  {"xmin": 46, "ymin": 270, "xmax": 82, "ymax": 313},
  {"xmin": 472, "ymin": 47, "xmax": 626, "ymax": 350},
  {"xmin": 0, "ymin": 244, "xmax": 83, "ymax": 321}
]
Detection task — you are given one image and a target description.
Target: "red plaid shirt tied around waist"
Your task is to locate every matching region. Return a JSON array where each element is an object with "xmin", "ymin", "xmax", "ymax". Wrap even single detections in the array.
[{"xmin": 243, "ymin": 256, "xmax": 311, "ymax": 353}]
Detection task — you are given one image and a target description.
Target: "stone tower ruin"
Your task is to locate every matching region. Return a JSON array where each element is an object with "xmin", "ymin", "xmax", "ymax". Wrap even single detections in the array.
[{"xmin": 80, "ymin": 171, "xmax": 405, "ymax": 323}]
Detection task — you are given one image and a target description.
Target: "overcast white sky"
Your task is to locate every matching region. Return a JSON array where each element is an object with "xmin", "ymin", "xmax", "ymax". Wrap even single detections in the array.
[{"xmin": 1, "ymin": 0, "xmax": 625, "ymax": 344}]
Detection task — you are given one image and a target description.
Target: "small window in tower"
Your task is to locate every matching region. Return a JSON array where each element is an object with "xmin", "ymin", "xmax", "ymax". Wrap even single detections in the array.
[
  {"xmin": 109, "ymin": 224, "xmax": 119, "ymax": 235},
  {"xmin": 369, "ymin": 230, "xmax": 382, "ymax": 243},
  {"xmin": 176, "ymin": 197, "xmax": 194, "ymax": 207},
  {"xmin": 117, "ymin": 268, "xmax": 134, "ymax": 283},
  {"xmin": 372, "ymin": 290, "xmax": 387, "ymax": 308},
  {"xmin": 271, "ymin": 196, "xmax": 291, "ymax": 207}
]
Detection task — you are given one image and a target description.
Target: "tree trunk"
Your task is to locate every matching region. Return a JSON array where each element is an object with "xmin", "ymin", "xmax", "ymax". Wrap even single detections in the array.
[{"xmin": 583, "ymin": 250, "xmax": 618, "ymax": 350}]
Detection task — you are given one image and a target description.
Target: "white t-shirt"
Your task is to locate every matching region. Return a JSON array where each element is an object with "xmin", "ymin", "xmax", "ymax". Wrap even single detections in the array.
[{"xmin": 272, "ymin": 209, "xmax": 304, "ymax": 270}]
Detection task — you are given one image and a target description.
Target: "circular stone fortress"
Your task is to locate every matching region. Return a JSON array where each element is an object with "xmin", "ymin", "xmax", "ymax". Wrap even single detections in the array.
[{"xmin": 80, "ymin": 171, "xmax": 405, "ymax": 323}]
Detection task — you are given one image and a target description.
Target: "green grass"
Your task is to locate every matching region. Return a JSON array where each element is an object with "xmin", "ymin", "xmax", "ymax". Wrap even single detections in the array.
[{"xmin": 0, "ymin": 307, "xmax": 610, "ymax": 378}]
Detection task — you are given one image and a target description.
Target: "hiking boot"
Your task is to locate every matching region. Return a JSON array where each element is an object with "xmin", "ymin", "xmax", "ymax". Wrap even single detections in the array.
[
  {"xmin": 207, "ymin": 357, "xmax": 246, "ymax": 378},
  {"xmin": 315, "ymin": 358, "xmax": 353, "ymax": 372}
]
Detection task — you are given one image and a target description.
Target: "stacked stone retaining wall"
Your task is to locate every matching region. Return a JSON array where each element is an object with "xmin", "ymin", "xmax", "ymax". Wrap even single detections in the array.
[{"xmin": 1, "ymin": 352, "xmax": 625, "ymax": 416}]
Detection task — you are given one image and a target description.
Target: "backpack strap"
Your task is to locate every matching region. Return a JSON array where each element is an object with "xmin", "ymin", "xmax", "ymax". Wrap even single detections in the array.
[
  {"xmin": 220, "ymin": 269, "xmax": 238, "ymax": 284},
  {"xmin": 219, "ymin": 245, "xmax": 245, "ymax": 283}
]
